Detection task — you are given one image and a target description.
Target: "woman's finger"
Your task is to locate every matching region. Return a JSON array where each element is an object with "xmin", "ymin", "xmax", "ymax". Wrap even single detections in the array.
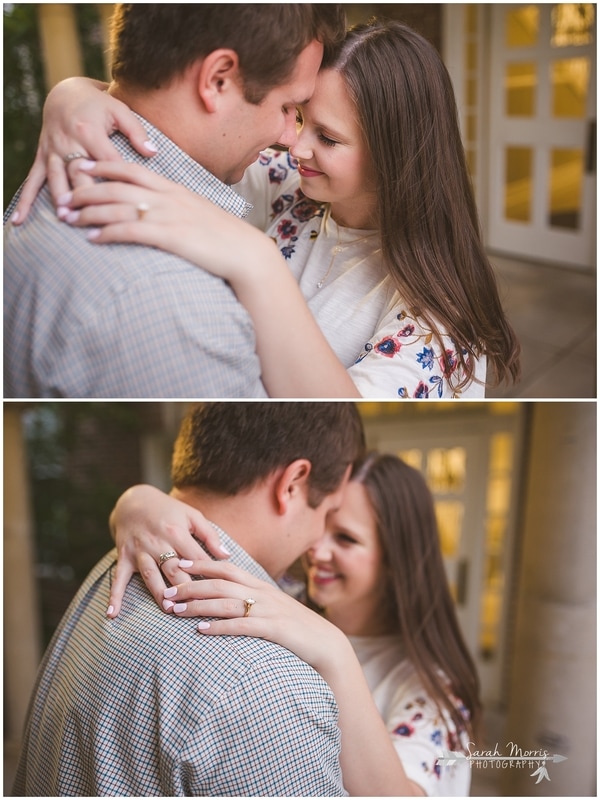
[
  {"xmin": 169, "ymin": 558, "xmax": 265, "ymax": 588},
  {"xmin": 106, "ymin": 551, "xmax": 136, "ymax": 618},
  {"xmin": 73, "ymin": 159, "xmax": 174, "ymax": 192},
  {"xmin": 11, "ymin": 150, "xmax": 50, "ymax": 224},
  {"xmin": 170, "ymin": 596, "xmax": 251, "ymax": 619}
]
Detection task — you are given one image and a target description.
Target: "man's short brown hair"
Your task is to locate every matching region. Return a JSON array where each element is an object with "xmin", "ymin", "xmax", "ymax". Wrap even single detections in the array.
[
  {"xmin": 171, "ymin": 402, "xmax": 365, "ymax": 507},
  {"xmin": 110, "ymin": 4, "xmax": 346, "ymax": 102}
]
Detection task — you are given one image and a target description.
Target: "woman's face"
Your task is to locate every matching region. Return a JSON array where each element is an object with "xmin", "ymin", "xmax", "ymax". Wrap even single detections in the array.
[
  {"xmin": 304, "ymin": 480, "xmax": 392, "ymax": 636},
  {"xmin": 290, "ymin": 69, "xmax": 378, "ymax": 229}
]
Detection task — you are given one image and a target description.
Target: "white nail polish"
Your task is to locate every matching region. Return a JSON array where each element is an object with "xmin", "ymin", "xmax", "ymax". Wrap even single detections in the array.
[
  {"xmin": 162, "ymin": 599, "xmax": 175, "ymax": 611},
  {"xmin": 173, "ymin": 603, "xmax": 187, "ymax": 613},
  {"xmin": 11, "ymin": 211, "xmax": 19, "ymax": 223},
  {"xmin": 144, "ymin": 140, "xmax": 158, "ymax": 153},
  {"xmin": 179, "ymin": 559, "xmax": 193, "ymax": 568},
  {"xmin": 197, "ymin": 621, "xmax": 211, "ymax": 630},
  {"xmin": 107, "ymin": 605, "xmax": 114, "ymax": 616},
  {"xmin": 164, "ymin": 586, "xmax": 177, "ymax": 598}
]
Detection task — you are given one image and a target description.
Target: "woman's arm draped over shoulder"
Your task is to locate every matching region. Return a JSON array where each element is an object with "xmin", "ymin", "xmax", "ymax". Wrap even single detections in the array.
[
  {"xmin": 161, "ymin": 559, "xmax": 425, "ymax": 797},
  {"xmin": 61, "ymin": 161, "xmax": 360, "ymax": 398},
  {"xmin": 12, "ymin": 77, "xmax": 157, "ymax": 222}
]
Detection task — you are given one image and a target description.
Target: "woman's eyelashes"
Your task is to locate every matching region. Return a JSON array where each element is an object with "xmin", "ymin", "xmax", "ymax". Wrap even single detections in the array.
[{"xmin": 296, "ymin": 111, "xmax": 339, "ymax": 148}]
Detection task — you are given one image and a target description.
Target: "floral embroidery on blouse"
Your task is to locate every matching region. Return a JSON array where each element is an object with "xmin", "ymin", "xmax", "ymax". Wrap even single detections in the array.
[
  {"xmin": 355, "ymin": 309, "xmax": 473, "ymax": 399},
  {"xmin": 391, "ymin": 691, "xmax": 470, "ymax": 781}
]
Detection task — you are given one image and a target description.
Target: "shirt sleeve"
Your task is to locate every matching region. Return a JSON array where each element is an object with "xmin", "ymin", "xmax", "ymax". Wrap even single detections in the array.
[
  {"xmin": 179, "ymin": 654, "xmax": 347, "ymax": 797},
  {"xmin": 347, "ymin": 296, "xmax": 486, "ymax": 399},
  {"xmin": 234, "ymin": 148, "xmax": 302, "ymax": 232}
]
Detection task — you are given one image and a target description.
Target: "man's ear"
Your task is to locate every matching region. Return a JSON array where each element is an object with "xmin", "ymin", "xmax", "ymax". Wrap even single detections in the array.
[
  {"xmin": 274, "ymin": 459, "xmax": 313, "ymax": 515},
  {"xmin": 196, "ymin": 48, "xmax": 241, "ymax": 113}
]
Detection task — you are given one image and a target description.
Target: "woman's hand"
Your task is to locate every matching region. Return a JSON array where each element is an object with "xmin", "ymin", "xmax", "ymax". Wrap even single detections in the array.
[
  {"xmin": 11, "ymin": 77, "xmax": 157, "ymax": 224},
  {"xmin": 164, "ymin": 559, "xmax": 350, "ymax": 675},
  {"xmin": 108, "ymin": 485, "xmax": 231, "ymax": 619},
  {"xmin": 55, "ymin": 160, "xmax": 269, "ymax": 283}
]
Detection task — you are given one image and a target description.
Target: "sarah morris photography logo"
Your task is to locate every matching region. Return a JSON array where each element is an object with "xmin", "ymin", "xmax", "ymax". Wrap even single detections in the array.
[{"xmin": 437, "ymin": 741, "xmax": 568, "ymax": 784}]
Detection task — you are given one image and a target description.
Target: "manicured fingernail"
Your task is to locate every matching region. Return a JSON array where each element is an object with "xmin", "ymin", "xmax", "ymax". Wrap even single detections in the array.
[
  {"xmin": 11, "ymin": 211, "xmax": 19, "ymax": 223},
  {"xmin": 57, "ymin": 206, "xmax": 70, "ymax": 220},
  {"xmin": 107, "ymin": 605, "xmax": 114, "ymax": 616},
  {"xmin": 197, "ymin": 621, "xmax": 211, "ymax": 630},
  {"xmin": 173, "ymin": 603, "xmax": 187, "ymax": 613},
  {"xmin": 162, "ymin": 599, "xmax": 175, "ymax": 611},
  {"xmin": 144, "ymin": 140, "xmax": 158, "ymax": 153},
  {"xmin": 179, "ymin": 559, "xmax": 193, "ymax": 568},
  {"xmin": 57, "ymin": 192, "xmax": 72, "ymax": 205},
  {"xmin": 65, "ymin": 210, "xmax": 80, "ymax": 224},
  {"xmin": 87, "ymin": 228, "xmax": 101, "ymax": 241},
  {"xmin": 77, "ymin": 159, "xmax": 96, "ymax": 171},
  {"xmin": 164, "ymin": 586, "xmax": 177, "ymax": 598},
  {"xmin": 220, "ymin": 545, "xmax": 231, "ymax": 555}
]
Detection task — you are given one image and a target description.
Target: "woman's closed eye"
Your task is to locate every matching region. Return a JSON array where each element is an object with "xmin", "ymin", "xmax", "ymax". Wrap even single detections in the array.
[{"xmin": 317, "ymin": 132, "xmax": 339, "ymax": 148}]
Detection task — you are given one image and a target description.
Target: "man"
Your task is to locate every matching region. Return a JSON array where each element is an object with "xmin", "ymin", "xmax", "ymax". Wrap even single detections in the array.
[
  {"xmin": 12, "ymin": 401, "xmax": 365, "ymax": 796},
  {"xmin": 4, "ymin": 5, "xmax": 345, "ymax": 398}
]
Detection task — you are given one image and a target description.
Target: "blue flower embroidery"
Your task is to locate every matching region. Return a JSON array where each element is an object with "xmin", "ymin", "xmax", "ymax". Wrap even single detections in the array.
[
  {"xmin": 430, "ymin": 375, "xmax": 444, "ymax": 398},
  {"xmin": 280, "ymin": 245, "xmax": 296, "ymax": 260},
  {"xmin": 417, "ymin": 346, "xmax": 435, "ymax": 371},
  {"xmin": 431, "ymin": 729, "xmax": 443, "ymax": 746}
]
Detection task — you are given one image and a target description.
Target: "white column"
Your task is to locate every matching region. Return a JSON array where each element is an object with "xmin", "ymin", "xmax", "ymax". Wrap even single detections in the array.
[
  {"xmin": 38, "ymin": 4, "xmax": 83, "ymax": 90},
  {"xmin": 502, "ymin": 402, "xmax": 596, "ymax": 795}
]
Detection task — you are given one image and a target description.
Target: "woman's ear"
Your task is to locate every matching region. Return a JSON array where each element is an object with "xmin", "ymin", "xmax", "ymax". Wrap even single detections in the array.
[
  {"xmin": 196, "ymin": 48, "xmax": 240, "ymax": 113},
  {"xmin": 273, "ymin": 459, "xmax": 313, "ymax": 515}
]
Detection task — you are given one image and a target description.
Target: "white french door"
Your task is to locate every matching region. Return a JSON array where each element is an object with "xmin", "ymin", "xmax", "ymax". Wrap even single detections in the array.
[{"xmin": 487, "ymin": 4, "xmax": 596, "ymax": 268}]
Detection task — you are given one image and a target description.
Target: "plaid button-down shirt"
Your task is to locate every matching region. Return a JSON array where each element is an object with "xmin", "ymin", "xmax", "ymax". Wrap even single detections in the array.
[
  {"xmin": 12, "ymin": 531, "xmax": 346, "ymax": 797},
  {"xmin": 4, "ymin": 117, "xmax": 267, "ymax": 398}
]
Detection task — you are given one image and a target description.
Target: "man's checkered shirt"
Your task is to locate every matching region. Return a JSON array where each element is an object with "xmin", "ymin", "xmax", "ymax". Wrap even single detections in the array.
[
  {"xmin": 12, "ymin": 531, "xmax": 346, "ymax": 796},
  {"xmin": 4, "ymin": 116, "xmax": 268, "ymax": 398}
]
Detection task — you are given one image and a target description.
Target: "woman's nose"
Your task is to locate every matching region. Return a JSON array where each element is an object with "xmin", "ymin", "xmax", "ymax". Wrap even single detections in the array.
[
  {"xmin": 289, "ymin": 128, "xmax": 313, "ymax": 161},
  {"xmin": 308, "ymin": 536, "xmax": 333, "ymax": 562}
]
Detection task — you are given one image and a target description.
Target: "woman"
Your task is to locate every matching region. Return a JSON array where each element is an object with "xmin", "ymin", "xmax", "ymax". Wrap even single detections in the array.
[
  {"xmin": 13, "ymin": 20, "xmax": 520, "ymax": 398},
  {"xmin": 108, "ymin": 453, "xmax": 482, "ymax": 796}
]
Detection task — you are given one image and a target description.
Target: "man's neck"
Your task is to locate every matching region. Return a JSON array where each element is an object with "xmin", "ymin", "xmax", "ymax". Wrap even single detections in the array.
[{"xmin": 171, "ymin": 486, "xmax": 276, "ymax": 575}]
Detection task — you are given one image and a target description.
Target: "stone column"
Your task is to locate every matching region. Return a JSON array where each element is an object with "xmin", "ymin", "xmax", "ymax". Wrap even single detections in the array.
[
  {"xmin": 3, "ymin": 405, "xmax": 43, "ymax": 744},
  {"xmin": 501, "ymin": 402, "xmax": 596, "ymax": 795},
  {"xmin": 38, "ymin": 4, "xmax": 83, "ymax": 90}
]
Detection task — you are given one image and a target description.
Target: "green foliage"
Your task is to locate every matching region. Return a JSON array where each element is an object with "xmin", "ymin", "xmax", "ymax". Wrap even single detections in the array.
[
  {"xmin": 3, "ymin": 4, "xmax": 107, "ymax": 208},
  {"xmin": 24, "ymin": 402, "xmax": 144, "ymax": 645}
]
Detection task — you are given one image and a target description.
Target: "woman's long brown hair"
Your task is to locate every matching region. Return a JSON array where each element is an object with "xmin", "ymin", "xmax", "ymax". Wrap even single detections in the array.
[
  {"xmin": 352, "ymin": 452, "xmax": 482, "ymax": 746},
  {"xmin": 333, "ymin": 20, "xmax": 521, "ymax": 389}
]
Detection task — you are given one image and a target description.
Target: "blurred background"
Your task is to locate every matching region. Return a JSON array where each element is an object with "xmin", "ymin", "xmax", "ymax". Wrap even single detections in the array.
[
  {"xmin": 4, "ymin": 400, "xmax": 597, "ymax": 796},
  {"xmin": 2, "ymin": 2, "xmax": 597, "ymax": 397}
]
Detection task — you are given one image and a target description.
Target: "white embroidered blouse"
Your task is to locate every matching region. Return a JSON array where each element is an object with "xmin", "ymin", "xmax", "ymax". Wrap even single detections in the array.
[{"xmin": 236, "ymin": 149, "xmax": 486, "ymax": 398}]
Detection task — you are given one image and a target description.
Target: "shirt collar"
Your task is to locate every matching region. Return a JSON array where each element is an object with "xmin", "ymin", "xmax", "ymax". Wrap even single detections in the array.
[{"xmin": 110, "ymin": 113, "xmax": 253, "ymax": 219}]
